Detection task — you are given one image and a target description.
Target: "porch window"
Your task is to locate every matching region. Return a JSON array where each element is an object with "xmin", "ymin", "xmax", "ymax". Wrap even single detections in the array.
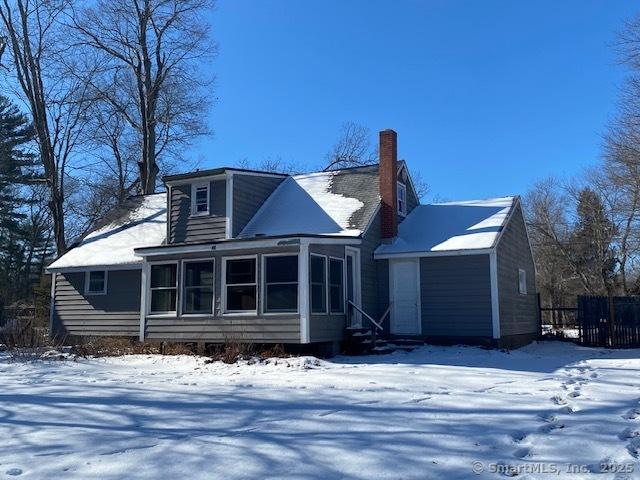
[
  {"xmin": 397, "ymin": 182, "xmax": 407, "ymax": 216},
  {"xmin": 191, "ymin": 182, "xmax": 210, "ymax": 216},
  {"xmin": 264, "ymin": 255, "xmax": 298, "ymax": 313},
  {"xmin": 183, "ymin": 260, "xmax": 214, "ymax": 314},
  {"xmin": 150, "ymin": 264, "xmax": 177, "ymax": 314},
  {"xmin": 311, "ymin": 255, "xmax": 327, "ymax": 314},
  {"xmin": 85, "ymin": 270, "xmax": 107, "ymax": 295},
  {"xmin": 224, "ymin": 257, "xmax": 257, "ymax": 313},
  {"xmin": 329, "ymin": 258, "xmax": 344, "ymax": 314},
  {"xmin": 518, "ymin": 268, "xmax": 527, "ymax": 295}
]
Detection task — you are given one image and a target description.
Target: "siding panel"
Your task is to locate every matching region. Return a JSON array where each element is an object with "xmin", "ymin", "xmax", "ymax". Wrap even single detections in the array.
[
  {"xmin": 232, "ymin": 174, "xmax": 284, "ymax": 236},
  {"xmin": 169, "ymin": 179, "xmax": 226, "ymax": 243}
]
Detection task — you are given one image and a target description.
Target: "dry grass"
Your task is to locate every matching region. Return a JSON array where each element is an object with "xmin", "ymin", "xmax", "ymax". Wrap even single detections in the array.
[{"xmin": 73, "ymin": 337, "xmax": 195, "ymax": 357}]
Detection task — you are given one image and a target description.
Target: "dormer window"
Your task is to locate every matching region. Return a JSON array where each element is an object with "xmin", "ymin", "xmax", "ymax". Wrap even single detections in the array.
[
  {"xmin": 191, "ymin": 182, "xmax": 210, "ymax": 216},
  {"xmin": 397, "ymin": 182, "xmax": 407, "ymax": 216}
]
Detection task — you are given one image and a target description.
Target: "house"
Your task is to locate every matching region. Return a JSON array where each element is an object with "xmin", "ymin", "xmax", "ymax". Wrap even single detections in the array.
[{"xmin": 47, "ymin": 129, "xmax": 539, "ymax": 352}]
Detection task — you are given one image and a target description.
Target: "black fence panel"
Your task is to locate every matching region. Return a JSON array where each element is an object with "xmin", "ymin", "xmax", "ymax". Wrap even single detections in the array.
[{"xmin": 577, "ymin": 295, "xmax": 640, "ymax": 348}]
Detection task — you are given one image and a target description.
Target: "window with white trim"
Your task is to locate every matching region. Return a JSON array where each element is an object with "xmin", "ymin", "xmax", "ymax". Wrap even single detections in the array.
[
  {"xmin": 329, "ymin": 258, "xmax": 344, "ymax": 314},
  {"xmin": 518, "ymin": 268, "xmax": 527, "ymax": 295},
  {"xmin": 150, "ymin": 264, "xmax": 178, "ymax": 313},
  {"xmin": 183, "ymin": 260, "xmax": 214, "ymax": 314},
  {"xmin": 311, "ymin": 255, "xmax": 327, "ymax": 314},
  {"xmin": 397, "ymin": 182, "xmax": 407, "ymax": 216},
  {"xmin": 264, "ymin": 255, "xmax": 298, "ymax": 313},
  {"xmin": 224, "ymin": 257, "xmax": 257, "ymax": 312},
  {"xmin": 191, "ymin": 182, "xmax": 210, "ymax": 216},
  {"xmin": 85, "ymin": 271, "xmax": 107, "ymax": 295}
]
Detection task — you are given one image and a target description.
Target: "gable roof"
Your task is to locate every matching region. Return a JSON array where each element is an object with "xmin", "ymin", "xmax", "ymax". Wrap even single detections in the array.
[
  {"xmin": 47, "ymin": 193, "xmax": 167, "ymax": 271},
  {"xmin": 375, "ymin": 196, "xmax": 516, "ymax": 258},
  {"xmin": 239, "ymin": 165, "xmax": 380, "ymax": 238}
]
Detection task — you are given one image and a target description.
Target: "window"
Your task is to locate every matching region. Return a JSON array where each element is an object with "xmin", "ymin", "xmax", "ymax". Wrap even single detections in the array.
[
  {"xmin": 183, "ymin": 260, "xmax": 214, "ymax": 314},
  {"xmin": 85, "ymin": 271, "xmax": 107, "ymax": 295},
  {"xmin": 311, "ymin": 255, "xmax": 327, "ymax": 314},
  {"xmin": 264, "ymin": 255, "xmax": 298, "ymax": 313},
  {"xmin": 397, "ymin": 182, "xmax": 407, "ymax": 216},
  {"xmin": 150, "ymin": 264, "xmax": 178, "ymax": 314},
  {"xmin": 191, "ymin": 182, "xmax": 210, "ymax": 216},
  {"xmin": 329, "ymin": 258, "xmax": 344, "ymax": 314},
  {"xmin": 518, "ymin": 268, "xmax": 527, "ymax": 295},
  {"xmin": 224, "ymin": 257, "xmax": 257, "ymax": 313}
]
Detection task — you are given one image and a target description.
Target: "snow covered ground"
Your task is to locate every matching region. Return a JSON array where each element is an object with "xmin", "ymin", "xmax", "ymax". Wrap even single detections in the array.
[{"xmin": 1, "ymin": 342, "xmax": 640, "ymax": 479}]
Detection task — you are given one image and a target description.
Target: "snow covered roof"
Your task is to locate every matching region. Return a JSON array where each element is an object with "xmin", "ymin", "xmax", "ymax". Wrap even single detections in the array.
[
  {"xmin": 375, "ymin": 196, "xmax": 516, "ymax": 257},
  {"xmin": 48, "ymin": 193, "xmax": 167, "ymax": 271},
  {"xmin": 239, "ymin": 167, "xmax": 380, "ymax": 238}
]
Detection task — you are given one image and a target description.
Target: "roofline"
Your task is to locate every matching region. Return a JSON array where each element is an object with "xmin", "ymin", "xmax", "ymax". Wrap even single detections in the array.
[
  {"xmin": 162, "ymin": 167, "xmax": 288, "ymax": 184},
  {"xmin": 491, "ymin": 195, "xmax": 520, "ymax": 250},
  {"xmin": 47, "ymin": 263, "xmax": 143, "ymax": 274},
  {"xmin": 374, "ymin": 248, "xmax": 495, "ymax": 260},
  {"xmin": 135, "ymin": 235, "xmax": 361, "ymax": 256}
]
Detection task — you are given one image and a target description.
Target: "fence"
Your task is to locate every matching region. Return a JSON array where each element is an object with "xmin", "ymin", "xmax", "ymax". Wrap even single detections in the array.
[{"xmin": 577, "ymin": 295, "xmax": 640, "ymax": 348}]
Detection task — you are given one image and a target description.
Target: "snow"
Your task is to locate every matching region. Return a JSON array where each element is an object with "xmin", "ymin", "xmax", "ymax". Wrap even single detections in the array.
[
  {"xmin": 376, "ymin": 196, "xmax": 515, "ymax": 256},
  {"xmin": 47, "ymin": 193, "xmax": 167, "ymax": 271},
  {"xmin": 2, "ymin": 342, "xmax": 640, "ymax": 479},
  {"xmin": 240, "ymin": 172, "xmax": 364, "ymax": 237}
]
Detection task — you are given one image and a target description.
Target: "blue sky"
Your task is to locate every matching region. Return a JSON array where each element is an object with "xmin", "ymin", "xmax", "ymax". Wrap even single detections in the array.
[{"xmin": 193, "ymin": 0, "xmax": 638, "ymax": 200}]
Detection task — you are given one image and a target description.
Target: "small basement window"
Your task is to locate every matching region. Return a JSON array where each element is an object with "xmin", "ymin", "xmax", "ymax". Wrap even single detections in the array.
[
  {"xmin": 397, "ymin": 182, "xmax": 407, "ymax": 216},
  {"xmin": 518, "ymin": 268, "xmax": 527, "ymax": 295},
  {"xmin": 311, "ymin": 255, "xmax": 327, "ymax": 314},
  {"xmin": 224, "ymin": 257, "xmax": 257, "ymax": 313},
  {"xmin": 264, "ymin": 255, "xmax": 298, "ymax": 313},
  {"xmin": 191, "ymin": 182, "xmax": 210, "ymax": 216},
  {"xmin": 183, "ymin": 260, "xmax": 214, "ymax": 314},
  {"xmin": 85, "ymin": 270, "xmax": 107, "ymax": 295},
  {"xmin": 329, "ymin": 258, "xmax": 345, "ymax": 314},
  {"xmin": 150, "ymin": 264, "xmax": 178, "ymax": 314}
]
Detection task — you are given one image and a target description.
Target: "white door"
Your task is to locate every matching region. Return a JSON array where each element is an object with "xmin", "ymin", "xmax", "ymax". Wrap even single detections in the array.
[
  {"xmin": 390, "ymin": 259, "xmax": 421, "ymax": 335},
  {"xmin": 345, "ymin": 248, "xmax": 362, "ymax": 327}
]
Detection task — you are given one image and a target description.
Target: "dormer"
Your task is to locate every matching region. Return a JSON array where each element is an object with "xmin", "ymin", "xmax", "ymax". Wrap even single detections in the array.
[{"xmin": 163, "ymin": 168, "xmax": 286, "ymax": 244}]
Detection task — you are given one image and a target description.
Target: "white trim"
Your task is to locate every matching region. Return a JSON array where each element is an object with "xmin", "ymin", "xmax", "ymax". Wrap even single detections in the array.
[
  {"xmin": 328, "ymin": 256, "xmax": 346, "ymax": 315},
  {"xmin": 389, "ymin": 258, "xmax": 422, "ymax": 335},
  {"xmin": 221, "ymin": 254, "xmax": 258, "ymax": 315},
  {"xmin": 84, "ymin": 270, "xmax": 108, "ymax": 296},
  {"xmin": 375, "ymin": 248, "xmax": 495, "ymax": 260},
  {"xmin": 397, "ymin": 181, "xmax": 407, "ymax": 217},
  {"xmin": 47, "ymin": 263, "xmax": 143, "ymax": 274},
  {"xmin": 190, "ymin": 181, "xmax": 210, "ymax": 217},
  {"xmin": 166, "ymin": 185, "xmax": 172, "ymax": 242},
  {"xmin": 225, "ymin": 172, "xmax": 234, "ymax": 239},
  {"xmin": 181, "ymin": 258, "xmax": 215, "ymax": 315},
  {"xmin": 309, "ymin": 253, "xmax": 328, "ymax": 315},
  {"xmin": 226, "ymin": 169, "xmax": 288, "ymax": 179},
  {"xmin": 345, "ymin": 246, "xmax": 362, "ymax": 327},
  {"xmin": 49, "ymin": 272, "xmax": 56, "ymax": 338},
  {"xmin": 139, "ymin": 262, "xmax": 149, "ymax": 341},
  {"xmin": 147, "ymin": 261, "xmax": 179, "ymax": 316},
  {"xmin": 518, "ymin": 268, "xmax": 527, "ymax": 295},
  {"xmin": 261, "ymin": 253, "xmax": 300, "ymax": 315},
  {"xmin": 490, "ymin": 251, "xmax": 501, "ymax": 339},
  {"xmin": 398, "ymin": 160, "xmax": 420, "ymax": 204},
  {"xmin": 135, "ymin": 236, "xmax": 361, "ymax": 257},
  {"xmin": 299, "ymin": 244, "xmax": 310, "ymax": 343}
]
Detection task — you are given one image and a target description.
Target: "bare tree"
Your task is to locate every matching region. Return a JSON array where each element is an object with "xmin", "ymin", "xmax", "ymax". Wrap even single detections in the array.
[
  {"xmin": 236, "ymin": 156, "xmax": 303, "ymax": 175},
  {"xmin": 0, "ymin": 0, "xmax": 91, "ymax": 255},
  {"xmin": 324, "ymin": 122, "xmax": 377, "ymax": 171},
  {"xmin": 72, "ymin": 0, "xmax": 216, "ymax": 194}
]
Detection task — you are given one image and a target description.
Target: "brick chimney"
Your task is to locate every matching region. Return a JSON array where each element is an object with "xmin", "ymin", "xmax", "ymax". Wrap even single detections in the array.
[{"xmin": 379, "ymin": 129, "xmax": 398, "ymax": 240}]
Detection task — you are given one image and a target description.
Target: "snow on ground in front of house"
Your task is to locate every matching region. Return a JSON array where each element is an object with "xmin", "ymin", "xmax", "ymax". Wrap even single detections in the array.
[{"xmin": 2, "ymin": 342, "xmax": 640, "ymax": 479}]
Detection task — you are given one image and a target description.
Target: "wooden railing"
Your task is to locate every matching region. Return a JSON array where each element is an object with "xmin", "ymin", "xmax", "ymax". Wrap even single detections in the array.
[{"xmin": 348, "ymin": 301, "xmax": 392, "ymax": 333}]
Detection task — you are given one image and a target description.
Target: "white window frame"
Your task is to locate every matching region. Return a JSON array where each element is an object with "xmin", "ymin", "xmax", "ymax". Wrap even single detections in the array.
[
  {"xmin": 397, "ymin": 182, "xmax": 407, "ymax": 216},
  {"xmin": 181, "ymin": 258, "xmax": 215, "ymax": 316},
  {"xmin": 328, "ymin": 256, "xmax": 346, "ymax": 315},
  {"xmin": 85, "ymin": 270, "xmax": 108, "ymax": 296},
  {"xmin": 191, "ymin": 181, "xmax": 210, "ymax": 217},
  {"xmin": 222, "ymin": 255, "xmax": 258, "ymax": 315},
  {"xmin": 310, "ymin": 253, "xmax": 328, "ymax": 315},
  {"xmin": 518, "ymin": 268, "xmax": 527, "ymax": 295},
  {"xmin": 262, "ymin": 253, "xmax": 299, "ymax": 315},
  {"xmin": 148, "ymin": 261, "xmax": 179, "ymax": 316}
]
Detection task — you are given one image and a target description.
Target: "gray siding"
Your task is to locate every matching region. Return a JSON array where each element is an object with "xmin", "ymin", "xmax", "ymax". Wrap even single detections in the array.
[
  {"xmin": 144, "ymin": 246, "xmax": 302, "ymax": 343},
  {"xmin": 169, "ymin": 179, "xmax": 226, "ymax": 243},
  {"xmin": 53, "ymin": 270, "xmax": 141, "ymax": 337},
  {"xmin": 232, "ymin": 174, "xmax": 284, "ymax": 237},
  {"xmin": 496, "ymin": 203, "xmax": 538, "ymax": 337},
  {"xmin": 360, "ymin": 210, "xmax": 389, "ymax": 325},
  {"xmin": 420, "ymin": 255, "xmax": 493, "ymax": 337},
  {"xmin": 308, "ymin": 244, "xmax": 346, "ymax": 342}
]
